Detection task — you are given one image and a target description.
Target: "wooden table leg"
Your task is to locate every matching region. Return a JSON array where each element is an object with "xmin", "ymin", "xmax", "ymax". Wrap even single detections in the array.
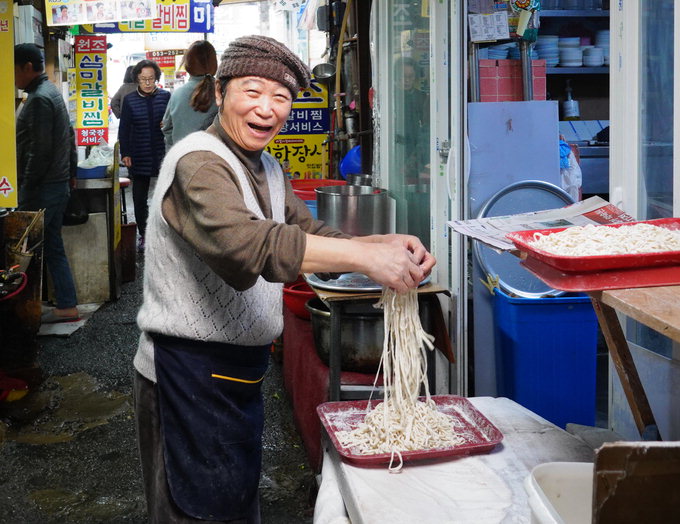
[{"xmin": 590, "ymin": 296, "xmax": 661, "ymax": 440}]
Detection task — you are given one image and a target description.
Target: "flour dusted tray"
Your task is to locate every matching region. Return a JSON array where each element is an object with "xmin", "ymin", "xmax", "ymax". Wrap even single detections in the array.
[
  {"xmin": 317, "ymin": 395, "xmax": 503, "ymax": 466},
  {"xmin": 506, "ymin": 218, "xmax": 680, "ymax": 273}
]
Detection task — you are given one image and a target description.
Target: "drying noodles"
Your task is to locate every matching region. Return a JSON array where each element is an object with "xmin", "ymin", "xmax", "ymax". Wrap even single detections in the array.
[
  {"xmin": 529, "ymin": 223, "xmax": 680, "ymax": 257},
  {"xmin": 336, "ymin": 288, "xmax": 464, "ymax": 471}
]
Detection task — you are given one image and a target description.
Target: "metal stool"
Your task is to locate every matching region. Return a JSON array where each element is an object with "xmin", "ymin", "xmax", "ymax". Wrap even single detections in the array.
[{"xmin": 119, "ymin": 176, "xmax": 131, "ymax": 224}]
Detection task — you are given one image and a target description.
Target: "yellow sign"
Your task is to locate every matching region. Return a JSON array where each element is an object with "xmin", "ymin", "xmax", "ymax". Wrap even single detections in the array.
[
  {"xmin": 266, "ymin": 80, "xmax": 330, "ymax": 179},
  {"xmin": 267, "ymin": 134, "xmax": 326, "ymax": 180},
  {"xmin": 0, "ymin": 4, "xmax": 17, "ymax": 208},
  {"xmin": 74, "ymin": 35, "xmax": 108, "ymax": 146}
]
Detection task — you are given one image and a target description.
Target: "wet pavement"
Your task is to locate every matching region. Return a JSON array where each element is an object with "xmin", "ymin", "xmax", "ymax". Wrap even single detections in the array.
[{"xmin": 0, "ymin": 252, "xmax": 316, "ymax": 523}]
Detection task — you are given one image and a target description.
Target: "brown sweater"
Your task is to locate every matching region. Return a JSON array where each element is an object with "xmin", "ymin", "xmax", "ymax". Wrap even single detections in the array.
[{"xmin": 161, "ymin": 120, "xmax": 349, "ymax": 291}]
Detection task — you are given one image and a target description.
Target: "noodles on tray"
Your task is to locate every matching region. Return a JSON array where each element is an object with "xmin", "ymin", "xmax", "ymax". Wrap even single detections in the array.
[
  {"xmin": 529, "ymin": 223, "xmax": 680, "ymax": 257},
  {"xmin": 336, "ymin": 288, "xmax": 464, "ymax": 472}
]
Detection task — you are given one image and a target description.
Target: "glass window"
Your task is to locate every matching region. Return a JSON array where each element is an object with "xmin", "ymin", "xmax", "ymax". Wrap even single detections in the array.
[{"xmin": 630, "ymin": 0, "xmax": 674, "ymax": 357}]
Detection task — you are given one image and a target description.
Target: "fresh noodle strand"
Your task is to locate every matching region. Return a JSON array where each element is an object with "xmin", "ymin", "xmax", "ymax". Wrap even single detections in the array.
[{"xmin": 337, "ymin": 288, "xmax": 464, "ymax": 471}]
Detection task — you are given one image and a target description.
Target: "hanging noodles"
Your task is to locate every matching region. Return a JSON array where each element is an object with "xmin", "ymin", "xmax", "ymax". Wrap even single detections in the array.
[
  {"xmin": 529, "ymin": 223, "xmax": 680, "ymax": 257},
  {"xmin": 336, "ymin": 288, "xmax": 464, "ymax": 472}
]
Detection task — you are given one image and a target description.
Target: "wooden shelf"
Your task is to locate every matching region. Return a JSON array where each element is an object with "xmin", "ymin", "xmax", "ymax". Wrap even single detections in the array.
[
  {"xmin": 541, "ymin": 10, "xmax": 610, "ymax": 17},
  {"xmin": 547, "ymin": 66, "xmax": 609, "ymax": 74}
]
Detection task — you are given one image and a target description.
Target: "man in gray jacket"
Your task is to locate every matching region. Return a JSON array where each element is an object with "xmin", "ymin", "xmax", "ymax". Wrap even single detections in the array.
[{"xmin": 14, "ymin": 43, "xmax": 79, "ymax": 322}]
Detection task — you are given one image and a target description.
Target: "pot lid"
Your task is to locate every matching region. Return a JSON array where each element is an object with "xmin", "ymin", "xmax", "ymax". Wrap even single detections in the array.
[{"xmin": 473, "ymin": 180, "xmax": 574, "ymax": 298}]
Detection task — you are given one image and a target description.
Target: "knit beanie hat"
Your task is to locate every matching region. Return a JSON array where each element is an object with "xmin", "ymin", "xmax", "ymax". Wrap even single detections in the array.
[{"xmin": 216, "ymin": 35, "xmax": 311, "ymax": 98}]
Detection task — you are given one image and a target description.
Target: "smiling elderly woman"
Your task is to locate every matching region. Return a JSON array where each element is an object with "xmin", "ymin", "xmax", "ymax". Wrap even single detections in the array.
[{"xmin": 133, "ymin": 35, "xmax": 436, "ymax": 523}]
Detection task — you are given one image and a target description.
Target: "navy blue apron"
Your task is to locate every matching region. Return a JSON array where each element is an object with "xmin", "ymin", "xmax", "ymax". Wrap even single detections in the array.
[{"xmin": 153, "ymin": 334, "xmax": 270, "ymax": 521}]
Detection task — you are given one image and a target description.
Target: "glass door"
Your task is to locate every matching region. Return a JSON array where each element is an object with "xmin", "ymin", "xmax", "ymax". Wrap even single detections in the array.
[
  {"xmin": 609, "ymin": 0, "xmax": 679, "ymax": 438},
  {"xmin": 372, "ymin": 0, "xmax": 467, "ymax": 394}
]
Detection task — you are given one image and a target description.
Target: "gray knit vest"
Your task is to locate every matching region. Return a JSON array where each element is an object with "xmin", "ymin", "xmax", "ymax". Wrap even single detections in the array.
[{"xmin": 134, "ymin": 131, "xmax": 285, "ymax": 382}]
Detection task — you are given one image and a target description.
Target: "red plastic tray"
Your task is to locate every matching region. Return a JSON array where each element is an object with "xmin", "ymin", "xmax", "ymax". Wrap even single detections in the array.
[
  {"xmin": 506, "ymin": 218, "xmax": 680, "ymax": 273},
  {"xmin": 520, "ymin": 255, "xmax": 680, "ymax": 292},
  {"xmin": 317, "ymin": 395, "xmax": 503, "ymax": 466}
]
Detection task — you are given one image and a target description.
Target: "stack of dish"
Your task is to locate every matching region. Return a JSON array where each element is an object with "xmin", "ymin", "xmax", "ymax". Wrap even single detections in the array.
[
  {"xmin": 535, "ymin": 36, "xmax": 559, "ymax": 66},
  {"xmin": 583, "ymin": 46, "xmax": 605, "ymax": 67},
  {"xmin": 595, "ymin": 30, "xmax": 610, "ymax": 65},
  {"xmin": 558, "ymin": 37, "xmax": 582, "ymax": 66},
  {"xmin": 488, "ymin": 43, "xmax": 513, "ymax": 59},
  {"xmin": 508, "ymin": 43, "xmax": 538, "ymax": 60}
]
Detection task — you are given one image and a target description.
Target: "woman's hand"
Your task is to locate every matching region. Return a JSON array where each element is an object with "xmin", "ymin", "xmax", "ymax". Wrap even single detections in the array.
[
  {"xmin": 302, "ymin": 234, "xmax": 436, "ymax": 294},
  {"xmin": 122, "ymin": 156, "xmax": 132, "ymax": 168}
]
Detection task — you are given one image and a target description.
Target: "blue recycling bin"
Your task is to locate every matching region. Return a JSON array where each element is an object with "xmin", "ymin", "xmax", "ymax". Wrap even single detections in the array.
[{"xmin": 493, "ymin": 287, "xmax": 598, "ymax": 428}]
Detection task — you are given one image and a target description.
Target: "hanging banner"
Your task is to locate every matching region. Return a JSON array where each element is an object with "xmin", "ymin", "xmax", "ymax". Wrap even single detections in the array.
[
  {"xmin": 45, "ymin": 0, "xmax": 156, "ymax": 26},
  {"xmin": 82, "ymin": 0, "xmax": 214, "ymax": 33},
  {"xmin": 75, "ymin": 35, "xmax": 108, "ymax": 146},
  {"xmin": 266, "ymin": 79, "xmax": 330, "ymax": 179},
  {"xmin": 146, "ymin": 49, "xmax": 183, "ymax": 90},
  {"xmin": 0, "ymin": 0, "xmax": 17, "ymax": 208}
]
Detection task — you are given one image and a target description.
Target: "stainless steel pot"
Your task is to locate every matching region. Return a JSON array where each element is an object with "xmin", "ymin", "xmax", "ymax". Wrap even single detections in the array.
[
  {"xmin": 305, "ymin": 298, "xmax": 383, "ymax": 373},
  {"xmin": 315, "ymin": 185, "xmax": 391, "ymax": 236},
  {"xmin": 346, "ymin": 173, "xmax": 373, "ymax": 186}
]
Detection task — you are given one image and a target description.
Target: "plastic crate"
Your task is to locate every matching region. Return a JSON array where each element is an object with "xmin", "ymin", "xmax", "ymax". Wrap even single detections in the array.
[{"xmin": 492, "ymin": 287, "xmax": 598, "ymax": 428}]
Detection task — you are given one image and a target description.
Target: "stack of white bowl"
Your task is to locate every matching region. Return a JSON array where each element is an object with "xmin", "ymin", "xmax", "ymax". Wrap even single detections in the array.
[
  {"xmin": 535, "ymin": 35, "xmax": 559, "ymax": 66},
  {"xmin": 595, "ymin": 30, "xmax": 610, "ymax": 65},
  {"xmin": 559, "ymin": 37, "xmax": 582, "ymax": 67},
  {"xmin": 583, "ymin": 46, "xmax": 605, "ymax": 67}
]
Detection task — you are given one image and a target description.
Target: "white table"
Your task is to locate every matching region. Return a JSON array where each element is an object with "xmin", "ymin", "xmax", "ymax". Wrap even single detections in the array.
[{"xmin": 315, "ymin": 397, "xmax": 595, "ymax": 523}]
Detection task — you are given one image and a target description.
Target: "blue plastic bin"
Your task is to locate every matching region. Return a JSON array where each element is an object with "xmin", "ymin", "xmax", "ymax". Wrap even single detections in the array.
[
  {"xmin": 492, "ymin": 288, "xmax": 598, "ymax": 428},
  {"xmin": 77, "ymin": 165, "xmax": 107, "ymax": 179}
]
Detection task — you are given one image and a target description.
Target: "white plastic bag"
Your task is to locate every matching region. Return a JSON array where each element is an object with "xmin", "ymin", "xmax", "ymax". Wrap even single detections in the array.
[
  {"xmin": 560, "ymin": 150, "xmax": 582, "ymax": 202},
  {"xmin": 78, "ymin": 142, "xmax": 114, "ymax": 168}
]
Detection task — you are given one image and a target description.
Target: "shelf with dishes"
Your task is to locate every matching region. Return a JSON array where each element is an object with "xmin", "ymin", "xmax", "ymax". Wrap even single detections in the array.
[
  {"xmin": 540, "ymin": 10, "xmax": 610, "ymax": 18},
  {"xmin": 547, "ymin": 66, "xmax": 609, "ymax": 74}
]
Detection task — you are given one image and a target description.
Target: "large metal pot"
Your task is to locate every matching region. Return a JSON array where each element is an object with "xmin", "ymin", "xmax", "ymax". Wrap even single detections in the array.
[
  {"xmin": 315, "ymin": 185, "xmax": 391, "ymax": 236},
  {"xmin": 305, "ymin": 298, "xmax": 383, "ymax": 373}
]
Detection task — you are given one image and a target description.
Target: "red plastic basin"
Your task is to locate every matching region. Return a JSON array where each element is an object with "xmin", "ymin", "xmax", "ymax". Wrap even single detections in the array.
[
  {"xmin": 290, "ymin": 179, "xmax": 346, "ymax": 201},
  {"xmin": 283, "ymin": 279, "xmax": 316, "ymax": 320}
]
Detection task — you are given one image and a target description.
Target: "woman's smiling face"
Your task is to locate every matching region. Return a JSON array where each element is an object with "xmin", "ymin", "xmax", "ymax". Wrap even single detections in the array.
[{"xmin": 215, "ymin": 76, "xmax": 293, "ymax": 151}]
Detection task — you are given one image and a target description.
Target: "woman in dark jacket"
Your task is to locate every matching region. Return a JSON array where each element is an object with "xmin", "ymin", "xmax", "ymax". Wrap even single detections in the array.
[{"xmin": 119, "ymin": 59, "xmax": 170, "ymax": 250}]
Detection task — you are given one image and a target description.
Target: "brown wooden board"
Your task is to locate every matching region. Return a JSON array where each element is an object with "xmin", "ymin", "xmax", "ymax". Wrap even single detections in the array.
[{"xmin": 594, "ymin": 442, "xmax": 680, "ymax": 523}]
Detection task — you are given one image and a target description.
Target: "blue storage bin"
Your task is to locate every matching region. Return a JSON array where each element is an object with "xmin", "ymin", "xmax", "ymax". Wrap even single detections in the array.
[
  {"xmin": 77, "ymin": 165, "xmax": 107, "ymax": 179},
  {"xmin": 492, "ymin": 287, "xmax": 598, "ymax": 428}
]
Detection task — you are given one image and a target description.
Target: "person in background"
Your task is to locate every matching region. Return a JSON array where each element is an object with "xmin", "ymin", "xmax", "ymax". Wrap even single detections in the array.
[
  {"xmin": 14, "ymin": 44, "xmax": 79, "ymax": 323},
  {"xmin": 118, "ymin": 59, "xmax": 170, "ymax": 251},
  {"xmin": 110, "ymin": 65, "xmax": 136, "ymax": 119},
  {"xmin": 394, "ymin": 56, "xmax": 429, "ymax": 181},
  {"xmin": 133, "ymin": 35, "xmax": 435, "ymax": 523},
  {"xmin": 162, "ymin": 40, "xmax": 219, "ymax": 149}
]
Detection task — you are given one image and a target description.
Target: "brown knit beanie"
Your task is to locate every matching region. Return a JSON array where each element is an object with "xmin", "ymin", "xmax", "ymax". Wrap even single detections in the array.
[{"xmin": 216, "ymin": 35, "xmax": 311, "ymax": 98}]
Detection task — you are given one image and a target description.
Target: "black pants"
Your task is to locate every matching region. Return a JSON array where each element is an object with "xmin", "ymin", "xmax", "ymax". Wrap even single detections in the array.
[
  {"xmin": 131, "ymin": 175, "xmax": 152, "ymax": 239},
  {"xmin": 133, "ymin": 372, "xmax": 261, "ymax": 524}
]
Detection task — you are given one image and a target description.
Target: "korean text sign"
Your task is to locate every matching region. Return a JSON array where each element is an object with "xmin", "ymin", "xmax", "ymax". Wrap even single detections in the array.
[
  {"xmin": 0, "ymin": 0, "xmax": 16, "ymax": 208},
  {"xmin": 84, "ymin": 0, "xmax": 213, "ymax": 33},
  {"xmin": 75, "ymin": 35, "xmax": 108, "ymax": 146},
  {"xmin": 266, "ymin": 80, "xmax": 330, "ymax": 179}
]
